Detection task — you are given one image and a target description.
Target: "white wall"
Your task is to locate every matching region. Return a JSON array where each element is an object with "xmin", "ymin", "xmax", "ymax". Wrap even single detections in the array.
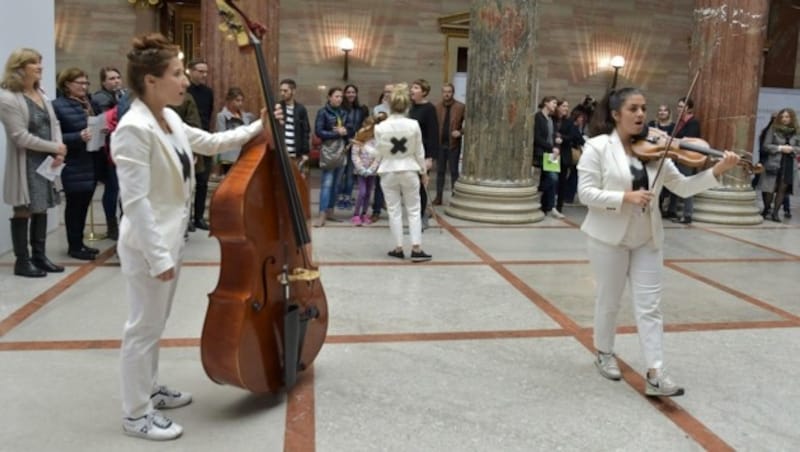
[{"xmin": 0, "ymin": 1, "xmax": 57, "ymax": 254}]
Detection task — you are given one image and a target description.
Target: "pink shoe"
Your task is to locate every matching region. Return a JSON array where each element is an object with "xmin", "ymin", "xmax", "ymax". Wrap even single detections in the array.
[
  {"xmin": 360, "ymin": 214, "xmax": 372, "ymax": 225},
  {"xmin": 351, "ymin": 215, "xmax": 362, "ymax": 226}
]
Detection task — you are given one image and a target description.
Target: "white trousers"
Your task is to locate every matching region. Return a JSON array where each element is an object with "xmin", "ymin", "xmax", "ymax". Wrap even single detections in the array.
[
  {"xmin": 118, "ymin": 240, "xmax": 182, "ymax": 418},
  {"xmin": 586, "ymin": 237, "xmax": 664, "ymax": 369},
  {"xmin": 380, "ymin": 171, "xmax": 422, "ymax": 248}
]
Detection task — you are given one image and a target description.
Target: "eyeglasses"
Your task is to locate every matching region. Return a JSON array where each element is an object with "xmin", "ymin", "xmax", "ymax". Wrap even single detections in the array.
[{"xmin": 71, "ymin": 80, "xmax": 90, "ymax": 86}]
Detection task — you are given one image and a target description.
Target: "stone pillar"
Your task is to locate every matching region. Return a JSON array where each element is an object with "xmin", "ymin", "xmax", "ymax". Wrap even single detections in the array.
[
  {"xmin": 689, "ymin": 0, "xmax": 768, "ymax": 225},
  {"xmin": 201, "ymin": 0, "xmax": 279, "ymax": 118},
  {"xmin": 445, "ymin": 0, "xmax": 543, "ymax": 224}
]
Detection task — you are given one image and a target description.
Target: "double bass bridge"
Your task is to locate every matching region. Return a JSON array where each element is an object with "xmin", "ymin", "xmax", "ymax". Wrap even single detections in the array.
[{"xmin": 277, "ymin": 267, "xmax": 321, "ymax": 285}]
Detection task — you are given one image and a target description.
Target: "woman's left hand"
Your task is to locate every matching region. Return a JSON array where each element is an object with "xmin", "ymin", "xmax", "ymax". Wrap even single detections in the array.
[{"xmin": 712, "ymin": 150, "xmax": 740, "ymax": 177}]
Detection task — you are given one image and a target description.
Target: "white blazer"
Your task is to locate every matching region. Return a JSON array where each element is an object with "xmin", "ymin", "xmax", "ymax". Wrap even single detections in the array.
[
  {"xmin": 577, "ymin": 130, "xmax": 719, "ymax": 248},
  {"xmin": 111, "ymin": 98, "xmax": 262, "ymax": 276},
  {"xmin": 374, "ymin": 114, "xmax": 426, "ymax": 175}
]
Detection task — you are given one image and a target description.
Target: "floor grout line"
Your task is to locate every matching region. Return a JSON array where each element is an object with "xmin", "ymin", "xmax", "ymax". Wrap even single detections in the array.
[
  {"xmin": 3, "ymin": 320, "xmax": 798, "ymax": 352},
  {"xmin": 0, "ymin": 246, "xmax": 117, "ymax": 337},
  {"xmin": 692, "ymin": 225, "xmax": 800, "ymax": 260},
  {"xmin": 435, "ymin": 213, "xmax": 736, "ymax": 451},
  {"xmin": 2, "ymin": 218, "xmax": 799, "ymax": 450},
  {"xmin": 666, "ymin": 262, "xmax": 800, "ymax": 324}
]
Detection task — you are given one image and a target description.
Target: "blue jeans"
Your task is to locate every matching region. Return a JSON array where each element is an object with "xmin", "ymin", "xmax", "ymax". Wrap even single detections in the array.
[
  {"xmin": 540, "ymin": 170, "xmax": 558, "ymax": 213},
  {"xmin": 319, "ymin": 166, "xmax": 344, "ymax": 213},
  {"xmin": 102, "ymin": 165, "xmax": 119, "ymax": 222}
]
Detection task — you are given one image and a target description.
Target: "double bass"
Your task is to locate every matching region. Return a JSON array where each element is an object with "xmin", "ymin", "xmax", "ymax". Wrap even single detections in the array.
[{"xmin": 200, "ymin": 0, "xmax": 328, "ymax": 394}]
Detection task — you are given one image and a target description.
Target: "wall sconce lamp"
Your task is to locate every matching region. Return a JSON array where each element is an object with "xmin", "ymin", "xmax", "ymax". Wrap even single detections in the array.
[
  {"xmin": 128, "ymin": 0, "xmax": 162, "ymax": 7},
  {"xmin": 610, "ymin": 55, "xmax": 625, "ymax": 89},
  {"xmin": 338, "ymin": 37, "xmax": 354, "ymax": 81}
]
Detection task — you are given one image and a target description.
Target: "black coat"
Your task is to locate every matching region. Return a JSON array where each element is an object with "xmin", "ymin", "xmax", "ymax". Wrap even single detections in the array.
[
  {"xmin": 675, "ymin": 116, "xmax": 700, "ymax": 138},
  {"xmin": 409, "ymin": 102, "xmax": 439, "ymax": 160},
  {"xmin": 533, "ymin": 111, "xmax": 552, "ymax": 168},
  {"xmin": 52, "ymin": 97, "xmax": 99, "ymax": 193},
  {"xmin": 556, "ymin": 117, "xmax": 585, "ymax": 167}
]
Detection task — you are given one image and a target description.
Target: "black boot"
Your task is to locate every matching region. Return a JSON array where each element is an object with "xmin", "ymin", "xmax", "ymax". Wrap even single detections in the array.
[
  {"xmin": 106, "ymin": 216, "xmax": 118, "ymax": 241},
  {"xmin": 761, "ymin": 193, "xmax": 773, "ymax": 218},
  {"xmin": 10, "ymin": 218, "xmax": 46, "ymax": 277},
  {"xmin": 30, "ymin": 214, "xmax": 64, "ymax": 273}
]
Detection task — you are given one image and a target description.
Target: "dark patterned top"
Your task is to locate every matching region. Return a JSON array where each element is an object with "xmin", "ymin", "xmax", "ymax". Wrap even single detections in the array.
[{"xmin": 24, "ymin": 96, "xmax": 59, "ymax": 211}]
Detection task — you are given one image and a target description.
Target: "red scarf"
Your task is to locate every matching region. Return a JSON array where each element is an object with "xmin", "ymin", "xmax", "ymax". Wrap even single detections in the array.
[{"xmin": 675, "ymin": 113, "xmax": 693, "ymax": 136}]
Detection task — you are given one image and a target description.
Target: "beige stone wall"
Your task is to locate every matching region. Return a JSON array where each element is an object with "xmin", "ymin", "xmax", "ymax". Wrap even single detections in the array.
[
  {"xmin": 55, "ymin": 1, "xmax": 157, "ymax": 89},
  {"xmin": 55, "ymin": 1, "xmax": 696, "ymax": 122},
  {"xmin": 534, "ymin": 0, "xmax": 694, "ymax": 113},
  {"xmin": 279, "ymin": 0, "xmax": 696, "ymax": 125},
  {"xmin": 278, "ymin": 0, "xmax": 470, "ymax": 120}
]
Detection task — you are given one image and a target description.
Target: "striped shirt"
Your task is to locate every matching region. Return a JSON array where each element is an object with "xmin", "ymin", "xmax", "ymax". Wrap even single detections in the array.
[{"xmin": 284, "ymin": 103, "xmax": 296, "ymax": 155}]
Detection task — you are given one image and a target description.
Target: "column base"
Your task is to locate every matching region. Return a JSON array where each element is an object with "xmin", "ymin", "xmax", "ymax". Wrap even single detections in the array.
[
  {"xmin": 692, "ymin": 187, "xmax": 763, "ymax": 225},
  {"xmin": 444, "ymin": 180, "xmax": 544, "ymax": 224}
]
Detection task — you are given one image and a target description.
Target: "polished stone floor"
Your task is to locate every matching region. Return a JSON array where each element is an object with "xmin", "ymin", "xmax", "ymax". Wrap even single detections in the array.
[{"xmin": 1, "ymin": 180, "xmax": 798, "ymax": 452}]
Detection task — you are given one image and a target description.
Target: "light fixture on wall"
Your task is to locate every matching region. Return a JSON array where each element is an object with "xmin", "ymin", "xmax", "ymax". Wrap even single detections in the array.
[
  {"xmin": 128, "ymin": 0, "xmax": 162, "ymax": 8},
  {"xmin": 610, "ymin": 55, "xmax": 625, "ymax": 89},
  {"xmin": 338, "ymin": 37, "xmax": 354, "ymax": 81}
]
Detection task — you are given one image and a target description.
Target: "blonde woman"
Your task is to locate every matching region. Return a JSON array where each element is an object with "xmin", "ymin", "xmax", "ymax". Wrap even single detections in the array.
[
  {"xmin": 375, "ymin": 84, "xmax": 431, "ymax": 262},
  {"xmin": 0, "ymin": 48, "xmax": 66, "ymax": 277}
]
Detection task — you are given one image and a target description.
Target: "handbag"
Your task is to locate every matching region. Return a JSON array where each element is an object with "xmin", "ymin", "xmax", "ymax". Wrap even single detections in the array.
[
  {"xmin": 571, "ymin": 147, "xmax": 582, "ymax": 165},
  {"xmin": 319, "ymin": 138, "xmax": 347, "ymax": 169}
]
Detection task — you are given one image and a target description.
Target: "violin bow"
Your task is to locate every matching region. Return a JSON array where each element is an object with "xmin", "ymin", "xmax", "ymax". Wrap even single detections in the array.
[{"xmin": 649, "ymin": 70, "xmax": 701, "ymax": 190}]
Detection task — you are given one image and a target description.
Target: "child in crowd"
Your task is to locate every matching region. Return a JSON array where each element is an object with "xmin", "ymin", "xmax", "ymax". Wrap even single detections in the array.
[{"xmin": 350, "ymin": 113, "xmax": 386, "ymax": 225}]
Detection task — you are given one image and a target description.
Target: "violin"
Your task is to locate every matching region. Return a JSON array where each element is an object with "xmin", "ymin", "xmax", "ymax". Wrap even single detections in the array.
[
  {"xmin": 632, "ymin": 128, "xmax": 763, "ymax": 174},
  {"xmin": 200, "ymin": 0, "xmax": 328, "ymax": 394}
]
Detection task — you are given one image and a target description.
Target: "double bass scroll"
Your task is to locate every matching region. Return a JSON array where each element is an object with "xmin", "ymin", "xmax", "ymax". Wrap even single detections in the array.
[{"xmin": 200, "ymin": 0, "xmax": 329, "ymax": 394}]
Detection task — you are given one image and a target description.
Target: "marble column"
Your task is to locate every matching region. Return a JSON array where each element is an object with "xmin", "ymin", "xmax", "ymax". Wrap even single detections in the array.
[
  {"xmin": 201, "ymin": 0, "xmax": 280, "ymax": 118},
  {"xmin": 689, "ymin": 0, "xmax": 768, "ymax": 225},
  {"xmin": 445, "ymin": 0, "xmax": 543, "ymax": 224}
]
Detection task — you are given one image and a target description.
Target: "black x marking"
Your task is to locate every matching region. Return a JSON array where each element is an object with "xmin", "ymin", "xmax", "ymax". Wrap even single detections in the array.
[{"xmin": 390, "ymin": 137, "xmax": 408, "ymax": 154}]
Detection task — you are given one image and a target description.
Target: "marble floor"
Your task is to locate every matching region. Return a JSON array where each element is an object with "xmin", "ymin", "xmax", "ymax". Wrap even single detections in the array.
[{"xmin": 1, "ymin": 179, "xmax": 799, "ymax": 452}]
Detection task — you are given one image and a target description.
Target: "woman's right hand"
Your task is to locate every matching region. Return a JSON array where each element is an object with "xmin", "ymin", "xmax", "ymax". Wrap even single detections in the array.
[
  {"xmin": 156, "ymin": 267, "xmax": 176, "ymax": 281},
  {"xmin": 51, "ymin": 154, "xmax": 65, "ymax": 168},
  {"xmin": 781, "ymin": 145, "xmax": 793, "ymax": 154},
  {"xmin": 624, "ymin": 189, "xmax": 653, "ymax": 209},
  {"xmin": 80, "ymin": 128, "xmax": 92, "ymax": 142}
]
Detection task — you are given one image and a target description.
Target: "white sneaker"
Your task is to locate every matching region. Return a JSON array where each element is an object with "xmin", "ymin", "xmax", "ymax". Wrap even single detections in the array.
[
  {"xmin": 594, "ymin": 352, "xmax": 621, "ymax": 380},
  {"xmin": 122, "ymin": 410, "xmax": 183, "ymax": 441},
  {"xmin": 646, "ymin": 368, "xmax": 685, "ymax": 397},
  {"xmin": 151, "ymin": 385, "xmax": 192, "ymax": 409},
  {"xmin": 550, "ymin": 209, "xmax": 566, "ymax": 219}
]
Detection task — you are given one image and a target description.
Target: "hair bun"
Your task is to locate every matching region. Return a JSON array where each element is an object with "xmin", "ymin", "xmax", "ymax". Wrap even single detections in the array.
[{"xmin": 131, "ymin": 33, "xmax": 172, "ymax": 53}]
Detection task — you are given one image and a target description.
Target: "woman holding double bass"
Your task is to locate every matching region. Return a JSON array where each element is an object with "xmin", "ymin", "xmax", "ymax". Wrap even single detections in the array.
[{"xmin": 112, "ymin": 33, "xmax": 268, "ymax": 441}]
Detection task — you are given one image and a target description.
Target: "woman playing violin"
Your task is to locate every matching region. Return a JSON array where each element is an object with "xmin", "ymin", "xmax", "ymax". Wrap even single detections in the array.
[
  {"xmin": 578, "ymin": 87, "xmax": 739, "ymax": 397},
  {"xmin": 112, "ymin": 33, "xmax": 268, "ymax": 441}
]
